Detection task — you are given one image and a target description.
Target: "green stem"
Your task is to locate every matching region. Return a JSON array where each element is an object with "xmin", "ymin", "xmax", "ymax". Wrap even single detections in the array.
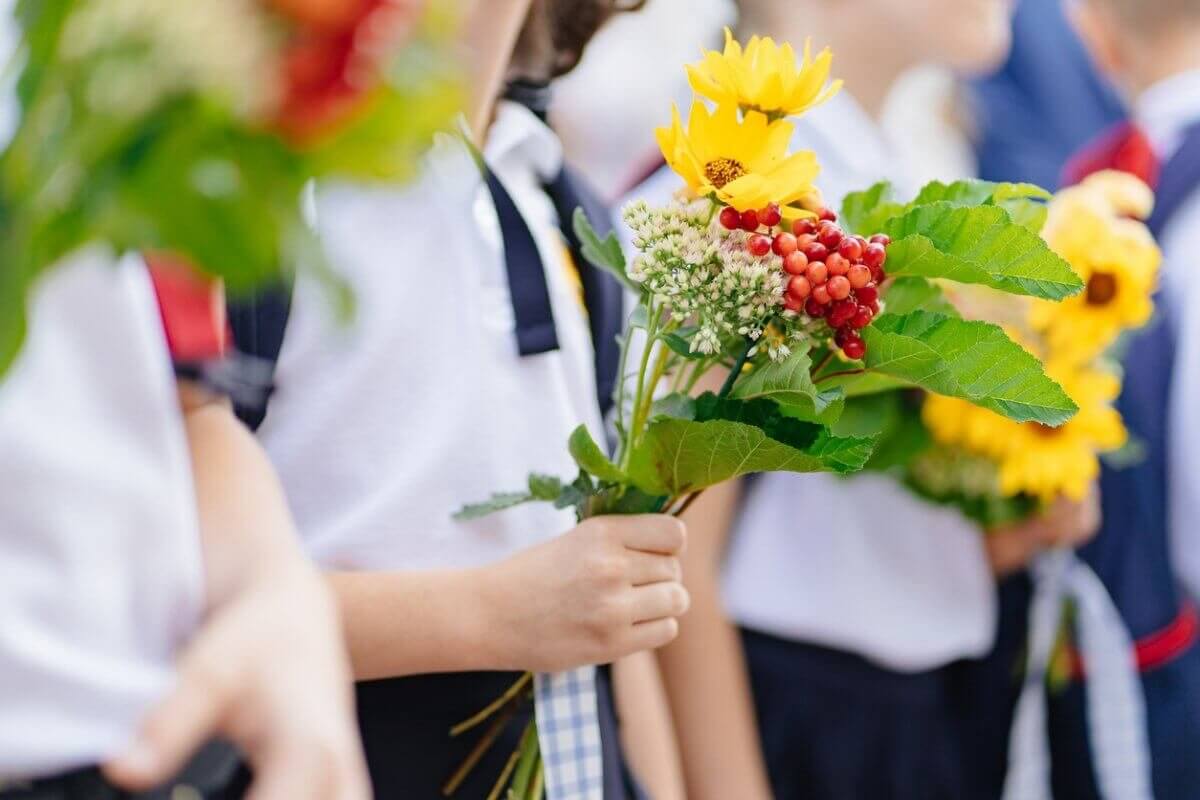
[
  {"xmin": 718, "ymin": 339, "xmax": 755, "ymax": 399},
  {"xmin": 619, "ymin": 303, "xmax": 661, "ymax": 470},
  {"xmin": 816, "ymin": 368, "xmax": 866, "ymax": 385}
]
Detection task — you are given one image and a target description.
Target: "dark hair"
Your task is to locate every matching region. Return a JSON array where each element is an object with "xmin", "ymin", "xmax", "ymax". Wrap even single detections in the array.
[{"xmin": 515, "ymin": 0, "xmax": 648, "ymax": 80}]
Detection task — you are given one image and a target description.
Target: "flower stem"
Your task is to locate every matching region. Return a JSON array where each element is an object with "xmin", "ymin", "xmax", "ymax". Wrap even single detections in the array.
[
  {"xmin": 719, "ymin": 339, "xmax": 755, "ymax": 399},
  {"xmin": 620, "ymin": 303, "xmax": 661, "ymax": 470}
]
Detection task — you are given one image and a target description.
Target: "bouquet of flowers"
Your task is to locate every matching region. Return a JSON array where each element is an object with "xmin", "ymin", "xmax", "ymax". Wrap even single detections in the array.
[
  {"xmin": 0, "ymin": 0, "xmax": 460, "ymax": 374},
  {"xmin": 454, "ymin": 30, "xmax": 1089, "ymax": 800},
  {"xmin": 876, "ymin": 171, "xmax": 1161, "ymax": 527}
]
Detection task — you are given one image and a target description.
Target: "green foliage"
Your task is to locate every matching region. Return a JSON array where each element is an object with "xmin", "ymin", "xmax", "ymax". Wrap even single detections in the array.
[
  {"xmin": 860, "ymin": 311, "xmax": 1077, "ymax": 426},
  {"xmin": 625, "ymin": 394, "xmax": 875, "ymax": 495},
  {"xmin": 880, "ymin": 277, "xmax": 960, "ymax": 317},
  {"xmin": 840, "ymin": 181, "xmax": 904, "ymax": 236},
  {"xmin": 730, "ymin": 346, "xmax": 844, "ymax": 424},
  {"xmin": 574, "ymin": 208, "xmax": 640, "ymax": 293},
  {"xmin": 883, "ymin": 203, "xmax": 1082, "ymax": 300},
  {"xmin": 567, "ymin": 425, "xmax": 625, "ymax": 484}
]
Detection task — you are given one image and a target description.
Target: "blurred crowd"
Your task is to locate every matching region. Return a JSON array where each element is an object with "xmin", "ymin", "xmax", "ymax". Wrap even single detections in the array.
[{"xmin": 3, "ymin": 1, "xmax": 1200, "ymax": 799}]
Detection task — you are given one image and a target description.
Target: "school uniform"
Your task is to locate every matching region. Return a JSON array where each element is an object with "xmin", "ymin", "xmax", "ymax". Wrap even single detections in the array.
[
  {"xmin": 959, "ymin": 70, "xmax": 1200, "ymax": 800},
  {"xmin": 237, "ymin": 98, "xmax": 638, "ymax": 799},
  {"xmin": 627, "ymin": 90, "xmax": 996, "ymax": 800}
]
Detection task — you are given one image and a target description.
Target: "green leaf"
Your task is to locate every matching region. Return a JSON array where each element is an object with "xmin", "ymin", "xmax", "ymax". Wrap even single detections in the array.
[
  {"xmin": 661, "ymin": 327, "xmax": 706, "ymax": 359},
  {"xmin": 881, "ymin": 276, "xmax": 960, "ymax": 317},
  {"xmin": 840, "ymin": 181, "xmax": 904, "ymax": 235},
  {"xmin": 909, "ymin": 179, "xmax": 1050, "ymax": 234},
  {"xmin": 574, "ymin": 207, "xmax": 639, "ymax": 293},
  {"xmin": 883, "ymin": 202, "xmax": 1082, "ymax": 300},
  {"xmin": 731, "ymin": 347, "xmax": 844, "ymax": 424},
  {"xmin": 567, "ymin": 425, "xmax": 625, "ymax": 484},
  {"xmin": 626, "ymin": 394, "xmax": 874, "ymax": 495},
  {"xmin": 650, "ymin": 392, "xmax": 697, "ymax": 421},
  {"xmin": 861, "ymin": 311, "xmax": 1078, "ymax": 425},
  {"xmin": 453, "ymin": 491, "xmax": 538, "ymax": 521},
  {"xmin": 528, "ymin": 473, "xmax": 565, "ymax": 500}
]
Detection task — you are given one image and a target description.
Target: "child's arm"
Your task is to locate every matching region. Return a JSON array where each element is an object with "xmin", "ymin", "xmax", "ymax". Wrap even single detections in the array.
[
  {"xmin": 106, "ymin": 384, "xmax": 369, "ymax": 799},
  {"xmin": 656, "ymin": 479, "xmax": 775, "ymax": 800},
  {"xmin": 328, "ymin": 515, "xmax": 690, "ymax": 679},
  {"xmin": 613, "ymin": 651, "xmax": 686, "ymax": 800}
]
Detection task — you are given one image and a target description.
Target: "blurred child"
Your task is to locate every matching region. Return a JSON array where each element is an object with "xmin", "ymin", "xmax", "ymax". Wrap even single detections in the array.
[
  {"xmin": 229, "ymin": 1, "xmax": 689, "ymax": 797},
  {"xmin": 970, "ymin": 1, "xmax": 1200, "ymax": 796},
  {"xmin": 628, "ymin": 2, "xmax": 1100, "ymax": 798}
]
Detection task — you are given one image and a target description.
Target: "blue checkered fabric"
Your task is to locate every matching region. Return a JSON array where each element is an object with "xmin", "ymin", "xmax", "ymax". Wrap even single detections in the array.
[{"xmin": 534, "ymin": 667, "xmax": 604, "ymax": 800}]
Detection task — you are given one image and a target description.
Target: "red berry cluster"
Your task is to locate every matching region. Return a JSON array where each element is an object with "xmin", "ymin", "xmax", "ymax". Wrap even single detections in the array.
[{"xmin": 720, "ymin": 203, "xmax": 889, "ymax": 360}]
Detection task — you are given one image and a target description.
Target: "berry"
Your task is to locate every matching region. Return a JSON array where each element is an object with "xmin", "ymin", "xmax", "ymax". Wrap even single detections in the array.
[
  {"xmin": 819, "ymin": 207, "xmax": 838, "ymax": 222},
  {"xmin": 826, "ymin": 252, "xmax": 851, "ymax": 276},
  {"xmin": 719, "ymin": 206, "xmax": 741, "ymax": 230},
  {"xmin": 827, "ymin": 275, "xmax": 852, "ymax": 301},
  {"xmin": 783, "ymin": 251, "xmax": 809, "ymax": 275},
  {"xmin": 793, "ymin": 218, "xmax": 817, "ymax": 236},
  {"xmin": 842, "ymin": 336, "xmax": 866, "ymax": 360},
  {"xmin": 747, "ymin": 234, "xmax": 772, "ymax": 257},
  {"xmin": 863, "ymin": 243, "xmax": 888, "ymax": 270},
  {"xmin": 806, "ymin": 297, "xmax": 828, "ymax": 317},
  {"xmin": 828, "ymin": 300, "xmax": 857, "ymax": 328},
  {"xmin": 847, "ymin": 264, "xmax": 872, "ymax": 289},
  {"xmin": 741, "ymin": 209, "xmax": 760, "ymax": 231},
  {"xmin": 760, "ymin": 203, "xmax": 783, "ymax": 227},
  {"xmin": 803, "ymin": 242, "xmax": 830, "ymax": 262},
  {"xmin": 817, "ymin": 222, "xmax": 844, "ymax": 249},
  {"xmin": 773, "ymin": 232, "xmax": 798, "ymax": 257},
  {"xmin": 851, "ymin": 305, "xmax": 874, "ymax": 329},
  {"xmin": 872, "ymin": 268, "xmax": 887, "ymax": 283},
  {"xmin": 806, "ymin": 261, "xmax": 828, "ymax": 286},
  {"xmin": 867, "ymin": 299, "xmax": 881, "ymax": 315},
  {"xmin": 838, "ymin": 238, "xmax": 863, "ymax": 262},
  {"xmin": 796, "ymin": 233, "xmax": 818, "ymax": 249},
  {"xmin": 870, "ymin": 234, "xmax": 892, "ymax": 246},
  {"xmin": 811, "ymin": 284, "xmax": 832, "ymax": 305},
  {"xmin": 787, "ymin": 275, "xmax": 812, "ymax": 300},
  {"xmin": 855, "ymin": 284, "xmax": 879, "ymax": 305},
  {"xmin": 784, "ymin": 294, "xmax": 804, "ymax": 313}
]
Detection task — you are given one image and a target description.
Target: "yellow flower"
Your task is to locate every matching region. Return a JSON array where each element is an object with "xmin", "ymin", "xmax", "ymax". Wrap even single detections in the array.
[
  {"xmin": 655, "ymin": 100, "xmax": 820, "ymax": 212},
  {"xmin": 686, "ymin": 28, "xmax": 842, "ymax": 119},
  {"xmin": 923, "ymin": 361, "xmax": 1126, "ymax": 503},
  {"xmin": 1030, "ymin": 171, "xmax": 1161, "ymax": 363}
]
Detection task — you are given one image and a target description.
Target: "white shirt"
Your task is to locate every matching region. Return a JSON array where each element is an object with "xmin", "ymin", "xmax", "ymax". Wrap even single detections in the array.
[
  {"xmin": 259, "ymin": 102, "xmax": 605, "ymax": 570},
  {"xmin": 0, "ymin": 255, "xmax": 205, "ymax": 777},
  {"xmin": 1138, "ymin": 70, "xmax": 1200, "ymax": 599},
  {"xmin": 625, "ymin": 91, "xmax": 995, "ymax": 671}
]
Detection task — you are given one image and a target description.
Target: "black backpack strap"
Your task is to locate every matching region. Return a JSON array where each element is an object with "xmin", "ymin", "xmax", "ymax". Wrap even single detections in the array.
[
  {"xmin": 544, "ymin": 167, "xmax": 625, "ymax": 418},
  {"xmin": 227, "ymin": 280, "xmax": 294, "ymax": 431}
]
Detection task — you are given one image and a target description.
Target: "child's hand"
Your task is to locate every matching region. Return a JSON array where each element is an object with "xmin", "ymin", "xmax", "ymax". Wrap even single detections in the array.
[
  {"xmin": 104, "ymin": 565, "xmax": 369, "ymax": 800},
  {"xmin": 985, "ymin": 489, "xmax": 1102, "ymax": 578},
  {"xmin": 481, "ymin": 515, "xmax": 690, "ymax": 672}
]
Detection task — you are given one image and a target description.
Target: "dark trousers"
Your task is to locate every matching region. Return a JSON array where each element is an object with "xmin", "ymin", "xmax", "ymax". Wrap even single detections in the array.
[
  {"xmin": 355, "ymin": 667, "xmax": 643, "ymax": 799},
  {"xmin": 741, "ymin": 628, "xmax": 967, "ymax": 800},
  {"xmin": 0, "ymin": 744, "xmax": 242, "ymax": 800}
]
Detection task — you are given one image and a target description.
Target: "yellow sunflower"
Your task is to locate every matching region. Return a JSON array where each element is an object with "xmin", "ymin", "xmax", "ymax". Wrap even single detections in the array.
[
  {"xmin": 923, "ymin": 361, "xmax": 1126, "ymax": 503},
  {"xmin": 656, "ymin": 100, "xmax": 820, "ymax": 212},
  {"xmin": 686, "ymin": 28, "xmax": 842, "ymax": 120},
  {"xmin": 1030, "ymin": 171, "xmax": 1161, "ymax": 363}
]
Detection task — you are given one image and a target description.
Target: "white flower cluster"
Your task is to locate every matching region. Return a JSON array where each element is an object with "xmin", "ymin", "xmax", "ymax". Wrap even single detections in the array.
[
  {"xmin": 61, "ymin": 0, "xmax": 280, "ymax": 121},
  {"xmin": 623, "ymin": 198, "xmax": 797, "ymax": 359}
]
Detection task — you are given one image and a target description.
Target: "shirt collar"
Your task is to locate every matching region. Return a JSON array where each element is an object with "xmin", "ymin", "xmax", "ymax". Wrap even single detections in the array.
[
  {"xmin": 484, "ymin": 99, "xmax": 564, "ymax": 184},
  {"xmin": 1136, "ymin": 68, "xmax": 1200, "ymax": 159}
]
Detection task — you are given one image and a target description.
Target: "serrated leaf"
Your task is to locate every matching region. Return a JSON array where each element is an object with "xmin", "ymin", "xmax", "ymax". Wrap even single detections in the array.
[
  {"xmin": 841, "ymin": 181, "xmax": 904, "ymax": 235},
  {"xmin": 454, "ymin": 491, "xmax": 536, "ymax": 521},
  {"xmin": 882, "ymin": 277, "xmax": 960, "ymax": 317},
  {"xmin": 567, "ymin": 425, "xmax": 625, "ymax": 483},
  {"xmin": 861, "ymin": 311, "xmax": 1078, "ymax": 425},
  {"xmin": 883, "ymin": 202, "xmax": 1082, "ymax": 300},
  {"xmin": 731, "ymin": 347, "xmax": 844, "ymax": 424},
  {"xmin": 626, "ymin": 394, "xmax": 874, "ymax": 495},
  {"xmin": 574, "ymin": 207, "xmax": 639, "ymax": 293},
  {"xmin": 909, "ymin": 179, "xmax": 1050, "ymax": 234},
  {"xmin": 528, "ymin": 473, "xmax": 564, "ymax": 500}
]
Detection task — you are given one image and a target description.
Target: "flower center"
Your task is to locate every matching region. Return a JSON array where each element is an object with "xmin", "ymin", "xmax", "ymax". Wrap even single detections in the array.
[
  {"xmin": 704, "ymin": 157, "xmax": 747, "ymax": 189},
  {"xmin": 1086, "ymin": 272, "xmax": 1118, "ymax": 306}
]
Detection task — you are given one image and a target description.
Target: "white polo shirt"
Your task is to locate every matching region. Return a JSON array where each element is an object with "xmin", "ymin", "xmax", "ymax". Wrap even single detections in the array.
[
  {"xmin": 258, "ymin": 102, "xmax": 605, "ymax": 570},
  {"xmin": 626, "ymin": 90, "xmax": 996, "ymax": 672},
  {"xmin": 0, "ymin": 255, "xmax": 206, "ymax": 777}
]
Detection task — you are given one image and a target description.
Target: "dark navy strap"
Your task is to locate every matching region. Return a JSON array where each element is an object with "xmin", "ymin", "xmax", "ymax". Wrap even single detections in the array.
[
  {"xmin": 543, "ymin": 168, "xmax": 625, "ymax": 417},
  {"xmin": 1091, "ymin": 120, "xmax": 1200, "ymax": 636},
  {"xmin": 227, "ymin": 280, "xmax": 293, "ymax": 431},
  {"xmin": 484, "ymin": 167, "xmax": 562, "ymax": 357}
]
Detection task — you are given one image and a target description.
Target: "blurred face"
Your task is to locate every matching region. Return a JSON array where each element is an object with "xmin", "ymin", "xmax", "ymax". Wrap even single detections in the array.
[{"xmin": 853, "ymin": 0, "xmax": 1015, "ymax": 75}]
